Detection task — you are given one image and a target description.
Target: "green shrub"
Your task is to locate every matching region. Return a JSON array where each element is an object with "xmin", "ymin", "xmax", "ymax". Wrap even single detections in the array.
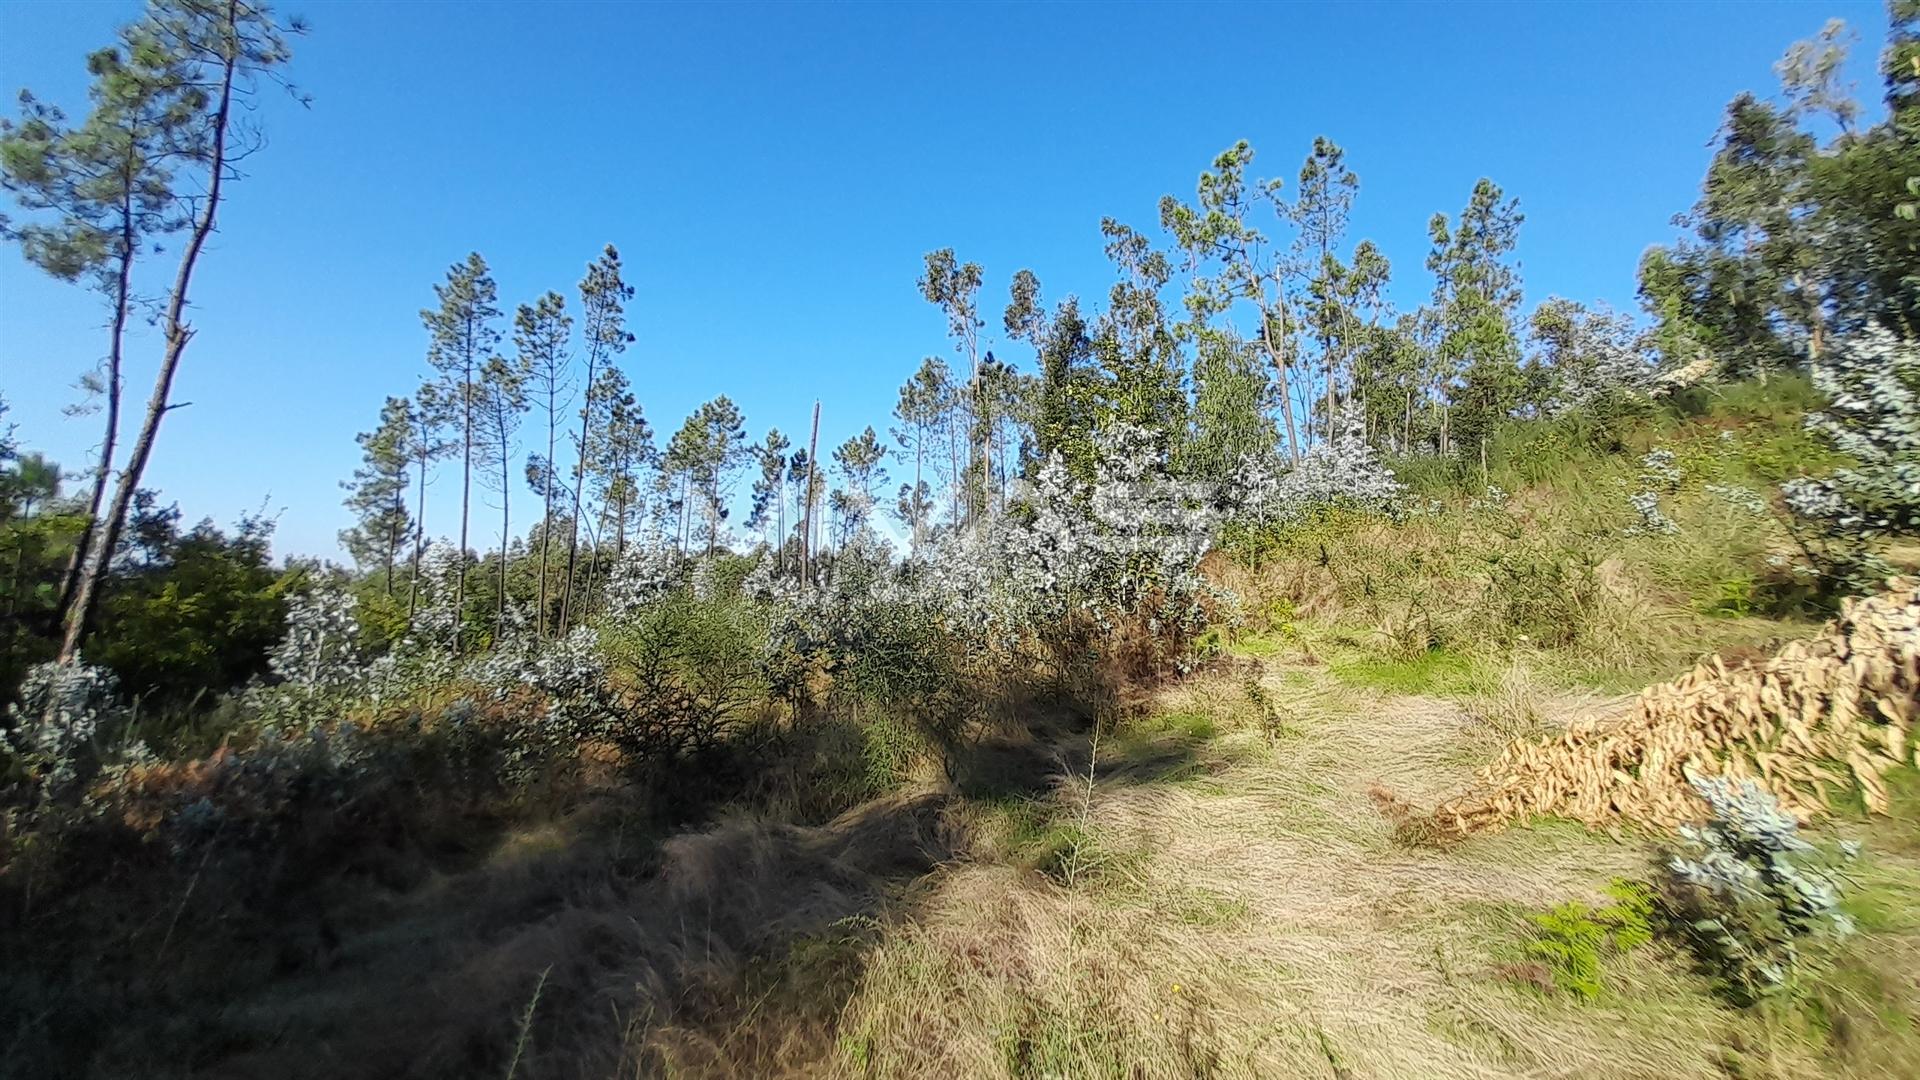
[{"xmin": 1523, "ymin": 879, "xmax": 1654, "ymax": 1000}]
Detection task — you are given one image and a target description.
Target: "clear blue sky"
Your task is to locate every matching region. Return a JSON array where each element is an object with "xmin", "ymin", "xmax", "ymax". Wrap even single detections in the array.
[{"xmin": 0, "ymin": 0, "xmax": 1890, "ymax": 560}]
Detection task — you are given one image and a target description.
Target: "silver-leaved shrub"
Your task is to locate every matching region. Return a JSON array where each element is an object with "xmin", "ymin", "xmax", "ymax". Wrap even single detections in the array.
[
  {"xmin": 1781, "ymin": 325, "xmax": 1920, "ymax": 591},
  {"xmin": 1660, "ymin": 777, "xmax": 1858, "ymax": 1002},
  {"xmin": 258, "ymin": 582, "xmax": 368, "ymax": 724},
  {"xmin": 1, "ymin": 659, "xmax": 129, "ymax": 826},
  {"xmin": 1234, "ymin": 431, "xmax": 1406, "ymax": 529}
]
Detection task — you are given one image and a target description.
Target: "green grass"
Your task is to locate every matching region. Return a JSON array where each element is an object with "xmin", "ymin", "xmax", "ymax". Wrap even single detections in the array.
[
  {"xmin": 1329, "ymin": 647, "xmax": 1489, "ymax": 697},
  {"xmin": 1131, "ymin": 709, "xmax": 1217, "ymax": 742},
  {"xmin": 1225, "ymin": 631, "xmax": 1286, "ymax": 659}
]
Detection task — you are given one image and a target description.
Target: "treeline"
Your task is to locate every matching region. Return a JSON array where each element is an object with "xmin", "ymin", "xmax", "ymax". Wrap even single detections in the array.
[
  {"xmin": 328, "ymin": 5, "xmax": 1918, "ymax": 648},
  {"xmin": 4, "ymin": 2, "xmax": 1917, "ymax": 704}
]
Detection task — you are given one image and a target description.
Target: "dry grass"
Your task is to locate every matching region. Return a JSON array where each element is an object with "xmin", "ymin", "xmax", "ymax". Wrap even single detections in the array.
[
  {"xmin": 825, "ymin": 662, "xmax": 1811, "ymax": 1080},
  {"xmin": 53, "ymin": 587, "xmax": 1913, "ymax": 1078},
  {"xmin": 147, "ymin": 786, "xmax": 960, "ymax": 1080},
  {"xmin": 86, "ymin": 642, "xmax": 1916, "ymax": 1080}
]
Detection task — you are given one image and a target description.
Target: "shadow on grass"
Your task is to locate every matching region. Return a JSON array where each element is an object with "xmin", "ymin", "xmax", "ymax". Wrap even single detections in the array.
[{"xmin": 2, "ymin": 667, "xmax": 1244, "ymax": 1080}]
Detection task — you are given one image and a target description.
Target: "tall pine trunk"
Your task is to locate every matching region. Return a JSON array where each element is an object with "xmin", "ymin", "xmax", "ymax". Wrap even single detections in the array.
[
  {"xmin": 537, "ymin": 396, "xmax": 555, "ymax": 635},
  {"xmin": 579, "ymin": 520, "xmax": 601, "ymax": 621},
  {"xmin": 1261, "ymin": 306, "xmax": 1300, "ymax": 465},
  {"xmin": 383, "ymin": 486, "xmax": 400, "ymax": 596},
  {"xmin": 558, "ymin": 352, "xmax": 599, "ymax": 634},
  {"xmin": 60, "ymin": 25, "xmax": 238, "ymax": 664},
  {"xmin": 496, "ymin": 424, "xmax": 511, "ymax": 641},
  {"xmin": 678, "ymin": 473, "xmax": 690, "ymax": 554},
  {"xmin": 801, "ymin": 401, "xmax": 819, "ymax": 586},
  {"xmin": 56, "ymin": 188, "xmax": 134, "ymax": 627},
  {"xmin": 454, "ymin": 354, "xmax": 472, "ymax": 654},
  {"xmin": 408, "ymin": 450, "xmax": 428, "ymax": 623}
]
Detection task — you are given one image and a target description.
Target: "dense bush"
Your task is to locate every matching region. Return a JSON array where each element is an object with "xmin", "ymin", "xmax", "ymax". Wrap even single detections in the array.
[
  {"xmin": 0, "ymin": 660, "xmax": 132, "ymax": 835},
  {"xmin": 1222, "ymin": 432, "xmax": 1406, "ymax": 565},
  {"xmin": 1782, "ymin": 325, "xmax": 1920, "ymax": 594},
  {"xmin": 88, "ymin": 511, "xmax": 294, "ymax": 712}
]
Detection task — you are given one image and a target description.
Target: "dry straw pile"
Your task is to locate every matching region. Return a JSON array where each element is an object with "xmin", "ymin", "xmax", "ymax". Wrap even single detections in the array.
[{"xmin": 1426, "ymin": 579, "xmax": 1920, "ymax": 837}]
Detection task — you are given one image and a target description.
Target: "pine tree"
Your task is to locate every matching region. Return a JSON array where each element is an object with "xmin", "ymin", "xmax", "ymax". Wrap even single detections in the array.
[
  {"xmin": 52, "ymin": 0, "xmax": 302, "ymax": 663},
  {"xmin": 830, "ymin": 426, "xmax": 889, "ymax": 539},
  {"xmin": 514, "ymin": 291, "xmax": 571, "ymax": 635},
  {"xmin": 1030, "ymin": 296, "xmax": 1098, "ymax": 481},
  {"xmin": 919, "ymin": 249, "xmax": 986, "ymax": 525},
  {"xmin": 690, "ymin": 396, "xmax": 747, "ymax": 555},
  {"xmin": 585, "ymin": 365, "xmax": 652, "ymax": 555},
  {"xmin": 561, "ymin": 245, "xmax": 633, "ymax": 633},
  {"xmin": 1, "ymin": 37, "xmax": 194, "ymax": 630},
  {"xmin": 340, "ymin": 396, "xmax": 414, "ymax": 595},
  {"xmin": 1427, "ymin": 179, "xmax": 1525, "ymax": 457},
  {"xmin": 784, "ymin": 447, "xmax": 808, "ymax": 569},
  {"xmin": 421, "ymin": 252, "xmax": 501, "ymax": 652},
  {"xmin": 1160, "ymin": 141, "xmax": 1303, "ymax": 462},
  {"xmin": 1292, "ymin": 137, "xmax": 1359, "ymax": 443},
  {"xmin": 475, "ymin": 353, "xmax": 529, "ymax": 640},
  {"xmin": 891, "ymin": 358, "xmax": 948, "ymax": 548},
  {"xmin": 1335, "ymin": 240, "xmax": 1393, "ymax": 442},
  {"xmin": 662, "ymin": 411, "xmax": 705, "ymax": 554},
  {"xmin": 1093, "ymin": 219, "xmax": 1187, "ymax": 450},
  {"xmin": 749, "ymin": 428, "xmax": 790, "ymax": 563},
  {"xmin": 406, "ymin": 386, "xmax": 451, "ymax": 624},
  {"xmin": 1184, "ymin": 332, "xmax": 1275, "ymax": 485}
]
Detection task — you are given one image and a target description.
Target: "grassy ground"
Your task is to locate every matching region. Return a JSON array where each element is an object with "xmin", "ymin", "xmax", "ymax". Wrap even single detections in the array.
[
  {"xmin": 112, "ymin": 602, "xmax": 1914, "ymax": 1078},
  {"xmin": 802, "ymin": 634, "xmax": 1920, "ymax": 1079},
  {"xmin": 50, "ymin": 616, "xmax": 1912, "ymax": 1078},
  {"xmin": 626, "ymin": 405, "xmax": 1920, "ymax": 1080}
]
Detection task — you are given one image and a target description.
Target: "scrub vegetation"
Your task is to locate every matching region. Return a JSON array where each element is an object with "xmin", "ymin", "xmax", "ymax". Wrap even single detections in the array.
[{"xmin": 4, "ymin": 3, "xmax": 1920, "ymax": 1077}]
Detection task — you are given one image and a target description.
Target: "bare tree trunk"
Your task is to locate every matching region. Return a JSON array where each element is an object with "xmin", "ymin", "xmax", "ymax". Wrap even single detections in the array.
[
  {"xmin": 947, "ymin": 411, "xmax": 961, "ymax": 525},
  {"xmin": 705, "ymin": 476, "xmax": 719, "ymax": 557},
  {"xmin": 966, "ymin": 335, "xmax": 980, "ymax": 529},
  {"xmin": 537, "ymin": 398, "xmax": 555, "ymax": 636},
  {"xmin": 1260, "ymin": 307, "xmax": 1300, "ymax": 464},
  {"xmin": 683, "ymin": 472, "xmax": 698, "ymax": 549},
  {"xmin": 558, "ymin": 352, "xmax": 599, "ymax": 634},
  {"xmin": 408, "ymin": 451, "xmax": 428, "ymax": 623},
  {"xmin": 801, "ymin": 401, "xmax": 820, "ymax": 586},
  {"xmin": 579, "ymin": 516, "xmax": 604, "ymax": 620},
  {"xmin": 60, "ymin": 30, "xmax": 238, "ymax": 664},
  {"xmin": 454, "ymin": 362, "xmax": 471, "ymax": 654},
  {"xmin": 383, "ymin": 490, "xmax": 399, "ymax": 596},
  {"xmin": 579, "ymin": 541, "xmax": 597, "ymax": 621},
  {"xmin": 56, "ymin": 198, "xmax": 134, "ymax": 627},
  {"xmin": 496, "ymin": 431, "xmax": 510, "ymax": 643}
]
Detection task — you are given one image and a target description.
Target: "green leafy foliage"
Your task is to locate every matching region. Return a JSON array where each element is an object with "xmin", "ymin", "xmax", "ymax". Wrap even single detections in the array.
[
  {"xmin": 1524, "ymin": 879, "xmax": 1655, "ymax": 1000},
  {"xmin": 87, "ymin": 509, "xmax": 292, "ymax": 713}
]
